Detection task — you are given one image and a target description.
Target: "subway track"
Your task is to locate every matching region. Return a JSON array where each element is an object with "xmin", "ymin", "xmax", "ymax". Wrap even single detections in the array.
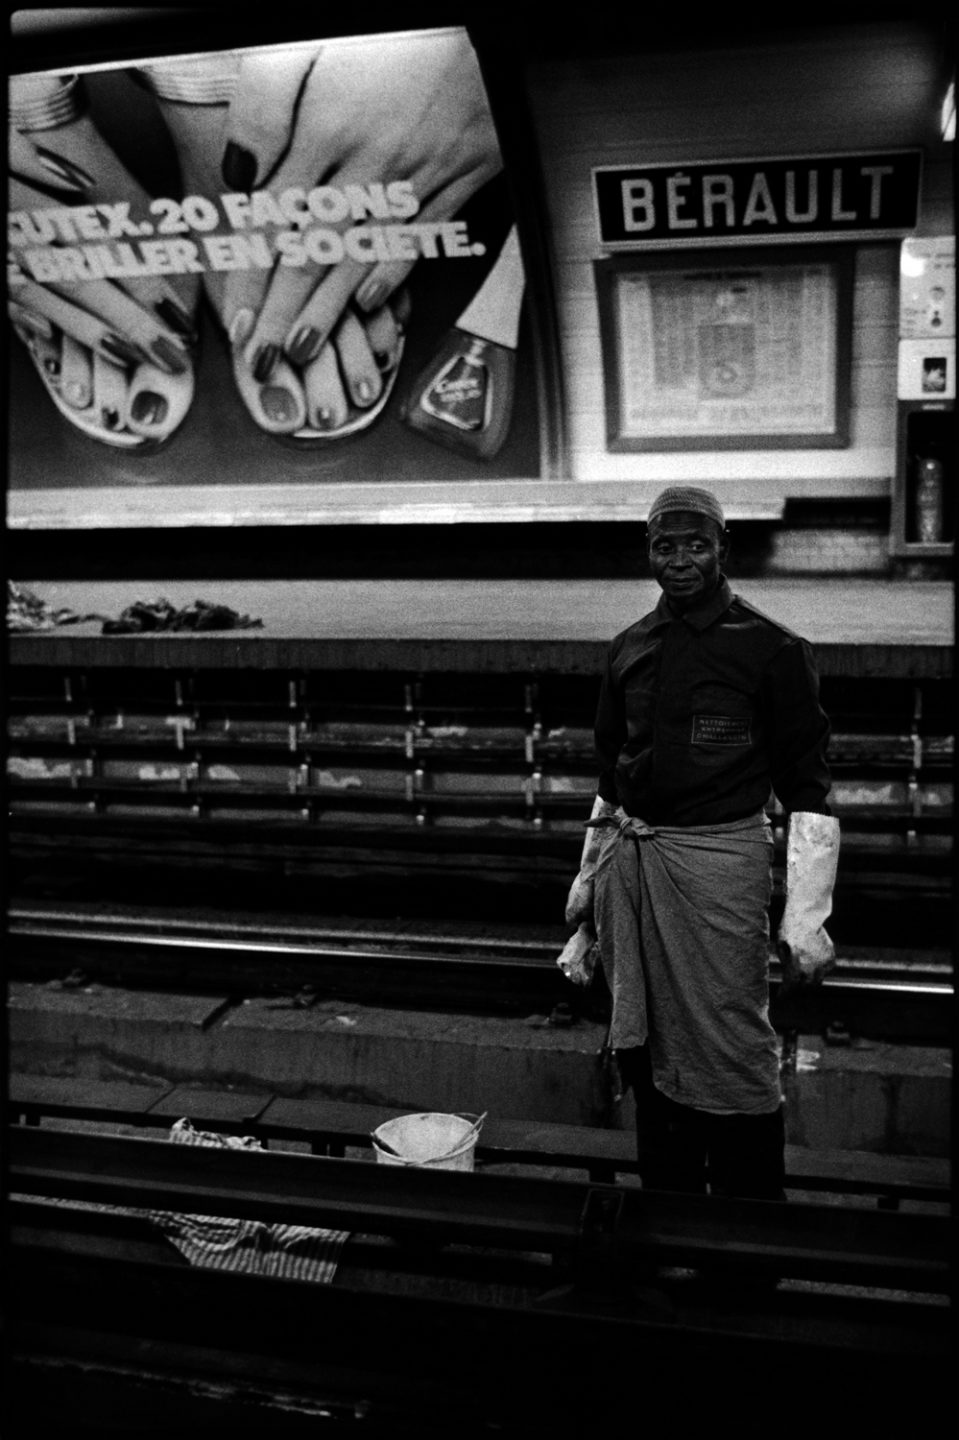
[
  {"xmin": 9, "ymin": 1129, "xmax": 955, "ymax": 1438},
  {"xmin": 8, "ymin": 903, "xmax": 953, "ymax": 1043}
]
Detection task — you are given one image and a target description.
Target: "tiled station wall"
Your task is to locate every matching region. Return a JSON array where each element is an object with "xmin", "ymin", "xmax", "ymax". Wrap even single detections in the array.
[{"xmin": 525, "ymin": 21, "xmax": 954, "ymax": 496}]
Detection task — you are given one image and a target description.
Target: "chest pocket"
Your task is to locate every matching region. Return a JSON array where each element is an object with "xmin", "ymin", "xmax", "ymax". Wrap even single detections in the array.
[
  {"xmin": 690, "ymin": 713, "xmax": 752, "ymax": 746},
  {"xmin": 688, "ymin": 678, "xmax": 757, "ymax": 747}
]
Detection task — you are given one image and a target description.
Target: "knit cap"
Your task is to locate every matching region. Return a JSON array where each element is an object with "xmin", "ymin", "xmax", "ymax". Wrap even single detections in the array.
[{"xmin": 647, "ymin": 486, "xmax": 725, "ymax": 529}]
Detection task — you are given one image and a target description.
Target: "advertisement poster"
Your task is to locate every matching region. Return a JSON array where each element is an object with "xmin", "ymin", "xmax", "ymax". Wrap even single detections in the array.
[{"xmin": 8, "ymin": 27, "xmax": 543, "ymax": 525}]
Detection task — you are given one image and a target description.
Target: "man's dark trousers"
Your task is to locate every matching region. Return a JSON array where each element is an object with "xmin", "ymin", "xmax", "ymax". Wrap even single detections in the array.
[{"xmin": 619, "ymin": 1045, "xmax": 787, "ymax": 1201}]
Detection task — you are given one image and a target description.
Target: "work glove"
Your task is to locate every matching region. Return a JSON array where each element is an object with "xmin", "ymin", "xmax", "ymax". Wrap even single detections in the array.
[
  {"xmin": 564, "ymin": 794, "xmax": 618, "ymax": 926},
  {"xmin": 777, "ymin": 811, "xmax": 840, "ymax": 990},
  {"xmin": 555, "ymin": 921, "xmax": 598, "ymax": 986}
]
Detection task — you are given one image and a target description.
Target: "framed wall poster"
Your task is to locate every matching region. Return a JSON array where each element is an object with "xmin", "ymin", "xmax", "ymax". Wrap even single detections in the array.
[
  {"xmin": 7, "ymin": 21, "xmax": 561, "ymax": 531},
  {"xmin": 594, "ymin": 246, "xmax": 854, "ymax": 451}
]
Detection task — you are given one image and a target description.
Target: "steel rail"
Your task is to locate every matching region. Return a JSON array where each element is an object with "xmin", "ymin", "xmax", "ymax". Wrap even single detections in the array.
[
  {"xmin": 7, "ymin": 907, "xmax": 556, "ymax": 962},
  {"xmin": 8, "ymin": 1126, "xmax": 952, "ymax": 1293},
  {"xmin": 7, "ymin": 906, "xmax": 953, "ymax": 1040},
  {"xmin": 7, "ymin": 905, "xmax": 953, "ymax": 977}
]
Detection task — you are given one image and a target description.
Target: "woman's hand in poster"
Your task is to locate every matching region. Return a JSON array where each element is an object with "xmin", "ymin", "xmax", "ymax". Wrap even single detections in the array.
[
  {"xmin": 147, "ymin": 31, "xmax": 501, "ymax": 441},
  {"xmin": 214, "ymin": 34, "xmax": 502, "ymax": 379},
  {"xmin": 8, "ymin": 82, "xmax": 200, "ymax": 448}
]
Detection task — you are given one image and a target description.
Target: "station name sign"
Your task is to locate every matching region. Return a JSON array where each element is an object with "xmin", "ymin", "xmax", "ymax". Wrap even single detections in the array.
[{"xmin": 593, "ymin": 151, "xmax": 923, "ymax": 248}]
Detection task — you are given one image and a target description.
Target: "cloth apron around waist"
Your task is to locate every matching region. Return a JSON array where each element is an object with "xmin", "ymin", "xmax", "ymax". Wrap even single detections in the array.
[{"xmin": 591, "ymin": 808, "xmax": 781, "ymax": 1115}]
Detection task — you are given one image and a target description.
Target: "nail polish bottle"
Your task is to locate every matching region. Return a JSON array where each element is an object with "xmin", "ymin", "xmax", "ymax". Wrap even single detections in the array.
[{"xmin": 402, "ymin": 225, "xmax": 525, "ymax": 460}]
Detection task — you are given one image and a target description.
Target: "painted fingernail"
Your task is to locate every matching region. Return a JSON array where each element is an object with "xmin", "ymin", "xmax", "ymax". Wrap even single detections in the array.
[
  {"xmin": 131, "ymin": 390, "xmax": 168, "ymax": 425},
  {"xmin": 286, "ymin": 327, "xmax": 322, "ymax": 367},
  {"xmin": 355, "ymin": 277, "xmax": 386, "ymax": 312},
  {"xmin": 260, "ymin": 384, "xmax": 297, "ymax": 424},
  {"xmin": 155, "ymin": 297, "xmax": 197, "ymax": 343},
  {"xmin": 311, "ymin": 406, "xmax": 335, "ymax": 430},
  {"xmin": 34, "ymin": 145, "xmax": 95, "ymax": 190},
  {"xmin": 100, "ymin": 334, "xmax": 144, "ymax": 368},
  {"xmin": 9, "ymin": 305, "xmax": 53, "ymax": 339},
  {"xmin": 373, "ymin": 348, "xmax": 394, "ymax": 372},
  {"xmin": 354, "ymin": 378, "xmax": 375, "ymax": 406},
  {"xmin": 101, "ymin": 406, "xmax": 122, "ymax": 430},
  {"xmin": 252, "ymin": 343, "xmax": 279, "ymax": 383},
  {"xmin": 228, "ymin": 308, "xmax": 255, "ymax": 349},
  {"xmin": 151, "ymin": 336, "xmax": 190, "ymax": 375},
  {"xmin": 222, "ymin": 141, "xmax": 257, "ymax": 192},
  {"xmin": 42, "ymin": 356, "xmax": 61, "ymax": 378}
]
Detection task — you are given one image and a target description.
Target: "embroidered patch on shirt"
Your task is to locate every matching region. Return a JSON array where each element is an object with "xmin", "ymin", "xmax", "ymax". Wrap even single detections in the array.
[{"xmin": 691, "ymin": 714, "xmax": 752, "ymax": 745}]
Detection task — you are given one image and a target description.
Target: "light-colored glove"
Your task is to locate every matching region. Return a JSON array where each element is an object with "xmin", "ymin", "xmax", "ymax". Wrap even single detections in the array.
[
  {"xmin": 777, "ymin": 811, "xmax": 840, "ymax": 989},
  {"xmin": 556, "ymin": 921, "xmax": 598, "ymax": 986},
  {"xmin": 564, "ymin": 794, "xmax": 618, "ymax": 926}
]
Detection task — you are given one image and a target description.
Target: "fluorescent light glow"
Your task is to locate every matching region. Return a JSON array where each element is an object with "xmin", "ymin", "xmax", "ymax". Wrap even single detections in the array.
[
  {"xmin": 942, "ymin": 78, "xmax": 956, "ymax": 142},
  {"xmin": 900, "ymin": 246, "xmax": 927, "ymax": 278}
]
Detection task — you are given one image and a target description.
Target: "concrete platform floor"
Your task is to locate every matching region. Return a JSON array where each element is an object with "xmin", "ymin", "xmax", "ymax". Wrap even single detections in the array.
[
  {"xmin": 10, "ymin": 576, "xmax": 953, "ymax": 649},
  {"xmin": 8, "ymin": 979, "xmax": 952, "ymax": 1156}
]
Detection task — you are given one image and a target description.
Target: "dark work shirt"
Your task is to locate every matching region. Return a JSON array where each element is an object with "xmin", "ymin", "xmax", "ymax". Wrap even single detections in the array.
[{"xmin": 595, "ymin": 578, "xmax": 832, "ymax": 825}]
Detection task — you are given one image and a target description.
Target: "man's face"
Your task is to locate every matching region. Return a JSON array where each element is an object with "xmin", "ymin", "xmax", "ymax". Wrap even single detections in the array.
[{"xmin": 647, "ymin": 511, "xmax": 727, "ymax": 612}]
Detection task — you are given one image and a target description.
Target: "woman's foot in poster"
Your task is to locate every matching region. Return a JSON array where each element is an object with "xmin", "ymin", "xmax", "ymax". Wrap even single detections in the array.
[
  {"xmin": 142, "ymin": 54, "xmax": 409, "ymax": 442},
  {"xmin": 142, "ymin": 33, "xmax": 501, "ymax": 444},
  {"xmin": 8, "ymin": 76, "xmax": 199, "ymax": 451}
]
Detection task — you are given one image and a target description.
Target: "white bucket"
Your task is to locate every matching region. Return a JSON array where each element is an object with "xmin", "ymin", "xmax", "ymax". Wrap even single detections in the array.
[{"xmin": 372, "ymin": 1112, "xmax": 481, "ymax": 1172}]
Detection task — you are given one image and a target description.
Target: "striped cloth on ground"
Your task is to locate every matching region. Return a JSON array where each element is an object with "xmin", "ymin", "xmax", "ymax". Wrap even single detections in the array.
[
  {"xmin": 22, "ymin": 1119, "xmax": 350, "ymax": 1285},
  {"xmin": 140, "ymin": 1118, "xmax": 351, "ymax": 1284}
]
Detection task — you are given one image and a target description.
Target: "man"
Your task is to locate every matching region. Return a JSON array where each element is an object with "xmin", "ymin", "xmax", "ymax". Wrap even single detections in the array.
[{"xmin": 563, "ymin": 486, "xmax": 839, "ymax": 1201}]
